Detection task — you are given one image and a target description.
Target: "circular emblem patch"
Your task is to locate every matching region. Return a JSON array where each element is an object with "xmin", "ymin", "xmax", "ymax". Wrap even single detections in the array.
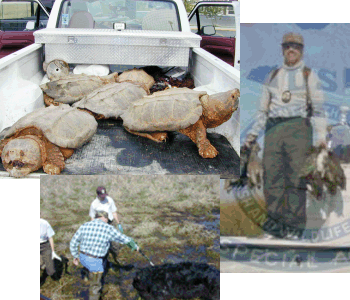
[{"xmin": 282, "ymin": 90, "xmax": 292, "ymax": 103}]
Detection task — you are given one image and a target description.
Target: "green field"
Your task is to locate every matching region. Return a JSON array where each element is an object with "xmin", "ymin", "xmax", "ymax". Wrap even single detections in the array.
[{"xmin": 40, "ymin": 175, "xmax": 220, "ymax": 299}]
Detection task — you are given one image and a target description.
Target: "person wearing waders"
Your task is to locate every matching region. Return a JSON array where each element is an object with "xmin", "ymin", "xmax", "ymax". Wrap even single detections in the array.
[
  {"xmin": 70, "ymin": 211, "xmax": 139, "ymax": 300},
  {"xmin": 89, "ymin": 186, "xmax": 124, "ymax": 264},
  {"xmin": 244, "ymin": 32, "xmax": 326, "ymax": 239}
]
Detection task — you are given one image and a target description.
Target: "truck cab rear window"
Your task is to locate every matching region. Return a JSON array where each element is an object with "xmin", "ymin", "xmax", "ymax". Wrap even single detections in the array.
[
  {"xmin": 0, "ymin": 0, "xmax": 48, "ymax": 31},
  {"xmin": 57, "ymin": 0, "xmax": 180, "ymax": 31}
]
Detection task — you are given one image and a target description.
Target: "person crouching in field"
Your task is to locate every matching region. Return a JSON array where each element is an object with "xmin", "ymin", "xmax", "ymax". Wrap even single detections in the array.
[{"xmin": 70, "ymin": 211, "xmax": 139, "ymax": 300}]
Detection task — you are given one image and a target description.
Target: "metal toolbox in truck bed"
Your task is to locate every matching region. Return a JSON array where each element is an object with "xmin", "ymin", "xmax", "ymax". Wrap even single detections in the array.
[{"xmin": 34, "ymin": 28, "xmax": 201, "ymax": 67}]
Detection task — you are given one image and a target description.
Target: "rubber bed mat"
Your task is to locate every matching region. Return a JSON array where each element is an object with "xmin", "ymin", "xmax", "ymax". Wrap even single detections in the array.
[{"xmin": 0, "ymin": 119, "xmax": 239, "ymax": 176}]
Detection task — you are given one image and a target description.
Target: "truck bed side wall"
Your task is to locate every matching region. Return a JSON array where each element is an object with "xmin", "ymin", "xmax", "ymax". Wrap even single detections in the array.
[
  {"xmin": 190, "ymin": 47, "xmax": 240, "ymax": 154},
  {"xmin": 0, "ymin": 43, "xmax": 45, "ymax": 133}
]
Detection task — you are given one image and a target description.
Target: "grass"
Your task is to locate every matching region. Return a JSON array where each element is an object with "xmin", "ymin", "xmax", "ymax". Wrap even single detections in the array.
[{"xmin": 40, "ymin": 175, "xmax": 220, "ymax": 299}]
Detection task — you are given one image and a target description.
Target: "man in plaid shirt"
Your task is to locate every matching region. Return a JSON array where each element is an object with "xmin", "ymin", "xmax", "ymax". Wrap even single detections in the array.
[{"xmin": 70, "ymin": 211, "xmax": 139, "ymax": 300}]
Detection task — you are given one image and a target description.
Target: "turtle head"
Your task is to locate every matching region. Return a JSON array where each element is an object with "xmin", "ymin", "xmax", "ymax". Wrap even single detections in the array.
[
  {"xmin": 200, "ymin": 88, "xmax": 240, "ymax": 128},
  {"xmin": 1, "ymin": 138, "xmax": 43, "ymax": 178},
  {"xmin": 46, "ymin": 60, "xmax": 70, "ymax": 81}
]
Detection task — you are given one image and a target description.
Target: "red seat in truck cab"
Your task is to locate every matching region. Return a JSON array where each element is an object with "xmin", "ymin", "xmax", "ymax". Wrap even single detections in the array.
[{"xmin": 200, "ymin": 36, "xmax": 235, "ymax": 67}]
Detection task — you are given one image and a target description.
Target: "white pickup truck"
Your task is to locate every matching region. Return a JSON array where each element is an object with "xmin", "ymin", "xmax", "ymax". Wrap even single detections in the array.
[{"xmin": 0, "ymin": 0, "xmax": 240, "ymax": 177}]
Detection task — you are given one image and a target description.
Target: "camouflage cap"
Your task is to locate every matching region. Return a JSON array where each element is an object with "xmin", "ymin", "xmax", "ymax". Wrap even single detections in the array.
[
  {"xmin": 282, "ymin": 32, "xmax": 304, "ymax": 46},
  {"xmin": 95, "ymin": 210, "xmax": 108, "ymax": 219}
]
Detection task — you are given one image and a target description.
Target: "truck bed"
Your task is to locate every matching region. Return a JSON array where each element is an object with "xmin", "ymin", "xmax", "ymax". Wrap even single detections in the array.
[{"xmin": 0, "ymin": 119, "xmax": 239, "ymax": 176}]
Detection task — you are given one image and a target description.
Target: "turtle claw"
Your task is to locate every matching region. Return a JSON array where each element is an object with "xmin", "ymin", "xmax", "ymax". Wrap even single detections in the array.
[
  {"xmin": 199, "ymin": 143, "xmax": 218, "ymax": 158},
  {"xmin": 44, "ymin": 94, "xmax": 61, "ymax": 107},
  {"xmin": 149, "ymin": 132, "xmax": 168, "ymax": 143},
  {"xmin": 43, "ymin": 163, "xmax": 61, "ymax": 175}
]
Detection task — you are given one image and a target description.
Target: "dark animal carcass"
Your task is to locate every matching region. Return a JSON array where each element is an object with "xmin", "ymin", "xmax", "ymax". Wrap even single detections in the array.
[
  {"xmin": 41, "ymin": 255, "xmax": 69, "ymax": 284},
  {"xmin": 51, "ymin": 255, "xmax": 69, "ymax": 281},
  {"xmin": 132, "ymin": 262, "xmax": 219, "ymax": 300}
]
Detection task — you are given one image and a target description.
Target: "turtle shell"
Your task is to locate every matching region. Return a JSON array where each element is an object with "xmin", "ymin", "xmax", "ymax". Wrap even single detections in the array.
[
  {"xmin": 2, "ymin": 104, "xmax": 97, "ymax": 148},
  {"xmin": 118, "ymin": 68, "xmax": 155, "ymax": 91},
  {"xmin": 40, "ymin": 73, "xmax": 118, "ymax": 104},
  {"xmin": 73, "ymin": 82, "xmax": 148, "ymax": 119},
  {"xmin": 121, "ymin": 88, "xmax": 206, "ymax": 132}
]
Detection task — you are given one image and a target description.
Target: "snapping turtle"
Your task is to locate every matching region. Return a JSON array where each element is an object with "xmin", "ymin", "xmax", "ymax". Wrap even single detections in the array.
[
  {"xmin": 0, "ymin": 105, "xmax": 97, "ymax": 177},
  {"xmin": 73, "ymin": 81, "xmax": 149, "ymax": 119},
  {"xmin": 117, "ymin": 68, "xmax": 155, "ymax": 90},
  {"xmin": 122, "ymin": 87, "xmax": 240, "ymax": 158},
  {"xmin": 40, "ymin": 72, "xmax": 119, "ymax": 105}
]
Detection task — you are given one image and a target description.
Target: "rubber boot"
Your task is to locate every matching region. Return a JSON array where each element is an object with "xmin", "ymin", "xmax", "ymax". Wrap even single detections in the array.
[
  {"xmin": 81, "ymin": 267, "xmax": 89, "ymax": 282},
  {"xmin": 89, "ymin": 272, "xmax": 103, "ymax": 300},
  {"xmin": 40, "ymin": 271, "xmax": 48, "ymax": 286}
]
